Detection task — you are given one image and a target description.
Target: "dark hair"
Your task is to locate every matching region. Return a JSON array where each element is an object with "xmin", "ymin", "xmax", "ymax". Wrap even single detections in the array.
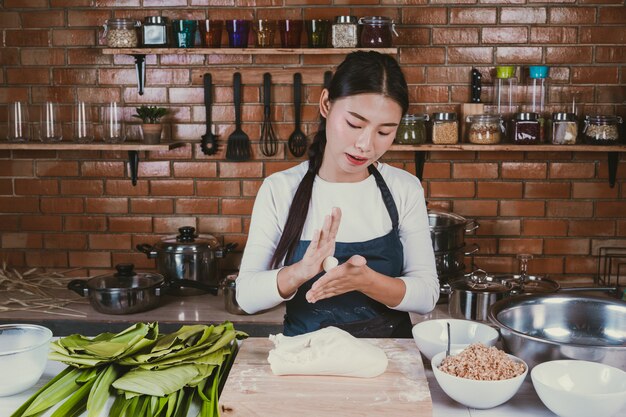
[{"xmin": 270, "ymin": 51, "xmax": 409, "ymax": 268}]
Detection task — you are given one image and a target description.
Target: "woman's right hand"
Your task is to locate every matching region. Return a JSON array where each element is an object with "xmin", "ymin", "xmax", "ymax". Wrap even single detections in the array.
[{"xmin": 277, "ymin": 207, "xmax": 342, "ymax": 297}]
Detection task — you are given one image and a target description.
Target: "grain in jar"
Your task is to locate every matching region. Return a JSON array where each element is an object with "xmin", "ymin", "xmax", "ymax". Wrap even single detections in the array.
[
  {"xmin": 332, "ymin": 16, "xmax": 358, "ymax": 48},
  {"xmin": 466, "ymin": 114, "xmax": 504, "ymax": 144},
  {"xmin": 102, "ymin": 18, "xmax": 140, "ymax": 48},
  {"xmin": 431, "ymin": 112, "xmax": 458, "ymax": 144},
  {"xmin": 551, "ymin": 112, "xmax": 577, "ymax": 145},
  {"xmin": 582, "ymin": 115, "xmax": 622, "ymax": 145}
]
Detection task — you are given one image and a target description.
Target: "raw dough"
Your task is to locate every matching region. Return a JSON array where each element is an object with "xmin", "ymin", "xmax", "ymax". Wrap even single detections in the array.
[
  {"xmin": 267, "ymin": 326, "xmax": 388, "ymax": 378},
  {"xmin": 323, "ymin": 256, "xmax": 339, "ymax": 272}
]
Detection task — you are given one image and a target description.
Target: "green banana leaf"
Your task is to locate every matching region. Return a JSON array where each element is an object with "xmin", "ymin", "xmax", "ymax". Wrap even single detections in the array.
[{"xmin": 113, "ymin": 364, "xmax": 199, "ymax": 397}]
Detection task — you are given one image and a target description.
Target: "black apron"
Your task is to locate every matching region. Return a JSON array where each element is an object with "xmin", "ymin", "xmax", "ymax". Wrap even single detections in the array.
[{"xmin": 283, "ymin": 165, "xmax": 412, "ymax": 338}]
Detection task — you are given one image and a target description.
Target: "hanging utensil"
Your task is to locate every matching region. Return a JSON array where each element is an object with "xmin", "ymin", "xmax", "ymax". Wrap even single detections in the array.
[
  {"xmin": 226, "ymin": 72, "xmax": 251, "ymax": 161},
  {"xmin": 288, "ymin": 72, "xmax": 307, "ymax": 157},
  {"xmin": 200, "ymin": 73, "xmax": 218, "ymax": 155},
  {"xmin": 323, "ymin": 70, "xmax": 333, "ymax": 89},
  {"xmin": 446, "ymin": 322, "xmax": 451, "ymax": 357},
  {"xmin": 260, "ymin": 72, "xmax": 278, "ymax": 157}
]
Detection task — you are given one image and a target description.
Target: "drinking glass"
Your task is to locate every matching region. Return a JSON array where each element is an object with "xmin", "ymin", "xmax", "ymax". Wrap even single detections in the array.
[
  {"xmin": 225, "ymin": 19, "xmax": 250, "ymax": 48},
  {"xmin": 306, "ymin": 19, "xmax": 330, "ymax": 48},
  {"xmin": 279, "ymin": 19, "xmax": 303, "ymax": 48},
  {"xmin": 172, "ymin": 19, "xmax": 197, "ymax": 48},
  {"xmin": 40, "ymin": 101, "xmax": 62, "ymax": 142},
  {"xmin": 72, "ymin": 101, "xmax": 94, "ymax": 143},
  {"xmin": 103, "ymin": 102, "xmax": 125, "ymax": 143},
  {"xmin": 198, "ymin": 19, "xmax": 223, "ymax": 47},
  {"xmin": 7, "ymin": 102, "xmax": 30, "ymax": 142},
  {"xmin": 253, "ymin": 19, "xmax": 277, "ymax": 48}
]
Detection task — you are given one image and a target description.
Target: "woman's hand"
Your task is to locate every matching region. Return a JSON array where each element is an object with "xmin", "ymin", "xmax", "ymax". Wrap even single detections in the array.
[{"xmin": 305, "ymin": 255, "xmax": 369, "ymax": 303}]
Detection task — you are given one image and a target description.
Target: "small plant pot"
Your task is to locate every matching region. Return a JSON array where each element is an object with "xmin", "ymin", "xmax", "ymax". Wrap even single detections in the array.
[{"xmin": 141, "ymin": 123, "xmax": 162, "ymax": 144}]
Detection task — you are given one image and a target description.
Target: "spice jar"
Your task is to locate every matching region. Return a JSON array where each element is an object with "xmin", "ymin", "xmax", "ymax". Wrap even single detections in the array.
[
  {"xmin": 142, "ymin": 16, "xmax": 168, "ymax": 46},
  {"xmin": 582, "ymin": 115, "xmax": 623, "ymax": 145},
  {"xmin": 358, "ymin": 16, "xmax": 398, "ymax": 48},
  {"xmin": 511, "ymin": 112, "xmax": 540, "ymax": 144},
  {"xmin": 332, "ymin": 16, "xmax": 358, "ymax": 48},
  {"xmin": 466, "ymin": 114, "xmax": 504, "ymax": 144},
  {"xmin": 431, "ymin": 112, "xmax": 458, "ymax": 144},
  {"xmin": 551, "ymin": 112, "xmax": 578, "ymax": 145},
  {"xmin": 102, "ymin": 18, "xmax": 140, "ymax": 48},
  {"xmin": 395, "ymin": 114, "xmax": 428, "ymax": 145}
]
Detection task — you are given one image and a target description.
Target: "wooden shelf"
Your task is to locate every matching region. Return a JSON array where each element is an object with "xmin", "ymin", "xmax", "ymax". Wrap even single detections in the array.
[
  {"xmin": 389, "ymin": 143, "xmax": 626, "ymax": 152},
  {"xmin": 102, "ymin": 47, "xmax": 398, "ymax": 55}
]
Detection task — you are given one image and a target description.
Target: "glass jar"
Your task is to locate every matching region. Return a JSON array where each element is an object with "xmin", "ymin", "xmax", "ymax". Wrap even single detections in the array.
[
  {"xmin": 332, "ymin": 16, "xmax": 358, "ymax": 48},
  {"xmin": 466, "ymin": 114, "xmax": 504, "ymax": 144},
  {"xmin": 395, "ymin": 114, "xmax": 428, "ymax": 145},
  {"xmin": 102, "ymin": 18, "xmax": 140, "ymax": 48},
  {"xmin": 431, "ymin": 112, "xmax": 458, "ymax": 144},
  {"xmin": 511, "ymin": 112, "xmax": 540, "ymax": 144},
  {"xmin": 582, "ymin": 115, "xmax": 623, "ymax": 145},
  {"xmin": 142, "ymin": 16, "xmax": 168, "ymax": 46},
  {"xmin": 551, "ymin": 112, "xmax": 577, "ymax": 145},
  {"xmin": 358, "ymin": 16, "xmax": 397, "ymax": 48}
]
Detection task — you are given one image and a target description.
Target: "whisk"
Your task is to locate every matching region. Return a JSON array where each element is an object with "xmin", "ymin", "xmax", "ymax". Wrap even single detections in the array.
[{"xmin": 260, "ymin": 72, "xmax": 278, "ymax": 157}]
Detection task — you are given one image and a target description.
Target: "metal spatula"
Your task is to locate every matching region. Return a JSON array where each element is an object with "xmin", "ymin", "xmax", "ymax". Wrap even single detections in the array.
[
  {"xmin": 226, "ymin": 72, "xmax": 251, "ymax": 161},
  {"xmin": 288, "ymin": 72, "xmax": 307, "ymax": 157},
  {"xmin": 200, "ymin": 73, "xmax": 218, "ymax": 156}
]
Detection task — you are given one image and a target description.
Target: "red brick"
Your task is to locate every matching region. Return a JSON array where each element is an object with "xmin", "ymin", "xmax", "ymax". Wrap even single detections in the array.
[
  {"xmin": 597, "ymin": 86, "xmax": 626, "ymax": 103},
  {"xmin": 524, "ymin": 182, "xmax": 571, "ymax": 198},
  {"xmin": 598, "ymin": 6, "xmax": 626, "ymax": 23},
  {"xmin": 85, "ymin": 198, "xmax": 128, "ymax": 214},
  {"xmin": 44, "ymin": 234, "xmax": 87, "ymax": 250},
  {"xmin": 52, "ymin": 29, "xmax": 96, "ymax": 46},
  {"xmin": 496, "ymin": 47, "xmax": 543, "ymax": 64},
  {"xmin": 411, "ymin": 85, "xmax": 449, "ymax": 103},
  {"xmin": 472, "ymin": 256, "xmax": 516, "ymax": 274},
  {"xmin": 0, "ymin": 12, "xmax": 20, "ymax": 28},
  {"xmin": 421, "ymin": 162, "xmax": 450, "ymax": 179},
  {"xmin": 426, "ymin": 67, "xmax": 472, "ymax": 84},
  {"xmin": 530, "ymin": 27, "xmax": 577, "ymax": 44},
  {"xmin": 19, "ymin": 215, "xmax": 63, "ymax": 231},
  {"xmin": 105, "ymin": 180, "xmax": 150, "ymax": 196},
  {"xmin": 501, "ymin": 162, "xmax": 547, "ymax": 180},
  {"xmin": 572, "ymin": 182, "xmax": 619, "ymax": 199},
  {"xmin": 501, "ymin": 7, "xmax": 547, "ymax": 23},
  {"xmin": 82, "ymin": 162, "xmax": 125, "ymax": 178},
  {"xmin": 68, "ymin": 48, "xmax": 113, "ymax": 65},
  {"xmin": 152, "ymin": 218, "xmax": 200, "ymax": 234},
  {"xmin": 21, "ymin": 10, "xmax": 65, "ymax": 28},
  {"xmin": 482, "ymin": 27, "xmax": 528, "ymax": 44},
  {"xmin": 475, "ymin": 219, "xmax": 521, "ymax": 235},
  {"xmin": 529, "ymin": 257, "xmax": 565, "ymax": 275},
  {"xmin": 618, "ymin": 220, "xmax": 626, "ymax": 236},
  {"xmin": 477, "ymin": 182, "xmax": 523, "ymax": 198},
  {"xmin": 546, "ymin": 46, "xmax": 594, "ymax": 64},
  {"xmin": 452, "ymin": 200, "xmax": 499, "ymax": 217},
  {"xmin": 175, "ymin": 198, "xmax": 219, "ymax": 214},
  {"xmin": 564, "ymin": 257, "xmax": 597, "ymax": 275},
  {"xmin": 544, "ymin": 238, "xmax": 590, "ymax": 255},
  {"xmin": 60, "ymin": 180, "xmax": 104, "ymax": 195},
  {"xmin": 222, "ymin": 198, "xmax": 254, "ymax": 215},
  {"xmin": 150, "ymin": 180, "xmax": 194, "ymax": 196},
  {"xmin": 499, "ymin": 238, "xmax": 544, "ymax": 255},
  {"xmin": 402, "ymin": 7, "xmax": 447, "ymax": 24},
  {"xmin": 447, "ymin": 47, "xmax": 494, "ymax": 64},
  {"xmin": 109, "ymin": 216, "xmax": 153, "ymax": 233},
  {"xmin": 569, "ymin": 220, "xmax": 616, "ymax": 236},
  {"xmin": 64, "ymin": 216, "xmax": 108, "ymax": 232},
  {"xmin": 69, "ymin": 251, "xmax": 111, "ymax": 268},
  {"xmin": 130, "ymin": 198, "xmax": 174, "ymax": 214},
  {"xmin": 581, "ymin": 27, "xmax": 626, "ymax": 44},
  {"xmin": 550, "ymin": 7, "xmax": 596, "ymax": 24},
  {"xmin": 36, "ymin": 161, "xmax": 79, "ymax": 177},
  {"xmin": 25, "ymin": 251, "xmax": 69, "ymax": 268},
  {"xmin": 5, "ymin": 30, "xmax": 49, "ymax": 47},
  {"xmin": 549, "ymin": 162, "xmax": 595, "ymax": 179},
  {"xmin": 596, "ymin": 47, "xmax": 626, "ymax": 63},
  {"xmin": 1, "ymin": 233, "xmax": 43, "ymax": 249},
  {"xmin": 500, "ymin": 201, "xmax": 545, "ymax": 217},
  {"xmin": 429, "ymin": 181, "xmax": 475, "ymax": 198},
  {"xmin": 197, "ymin": 180, "xmax": 241, "ymax": 196},
  {"xmin": 199, "ymin": 217, "xmax": 242, "ymax": 234},
  {"xmin": 523, "ymin": 219, "xmax": 568, "ymax": 236},
  {"xmin": 546, "ymin": 201, "xmax": 594, "ymax": 218},
  {"xmin": 67, "ymin": 10, "xmax": 111, "ymax": 27},
  {"xmin": 7, "ymin": 69, "xmax": 50, "ymax": 85},
  {"xmin": 5, "ymin": 0, "xmax": 48, "ymax": 6},
  {"xmin": 450, "ymin": 8, "xmax": 497, "ymax": 24},
  {"xmin": 397, "ymin": 27, "xmax": 430, "ymax": 47},
  {"xmin": 40, "ymin": 197, "xmax": 84, "ymax": 213},
  {"xmin": 53, "ymin": 69, "xmax": 97, "ymax": 85},
  {"xmin": 596, "ymin": 202, "xmax": 626, "ymax": 218},
  {"xmin": 219, "ymin": 162, "xmax": 263, "ymax": 178},
  {"xmin": 433, "ymin": 28, "xmax": 479, "ymax": 45},
  {"xmin": 173, "ymin": 162, "xmax": 218, "ymax": 178},
  {"xmin": 242, "ymin": 180, "xmax": 263, "ymax": 197},
  {"xmin": 89, "ymin": 234, "xmax": 132, "ymax": 250},
  {"xmin": 400, "ymin": 48, "xmax": 446, "ymax": 65}
]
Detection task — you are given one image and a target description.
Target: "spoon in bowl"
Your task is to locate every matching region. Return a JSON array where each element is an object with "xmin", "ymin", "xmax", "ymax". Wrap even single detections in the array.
[{"xmin": 446, "ymin": 322, "xmax": 451, "ymax": 357}]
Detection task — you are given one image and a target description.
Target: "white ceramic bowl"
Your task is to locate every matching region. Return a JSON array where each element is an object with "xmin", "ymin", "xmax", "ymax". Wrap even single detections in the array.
[
  {"xmin": 0, "ymin": 324, "xmax": 52, "ymax": 396},
  {"xmin": 412, "ymin": 318, "xmax": 499, "ymax": 360},
  {"xmin": 531, "ymin": 360, "xmax": 626, "ymax": 417},
  {"xmin": 431, "ymin": 349, "xmax": 528, "ymax": 409}
]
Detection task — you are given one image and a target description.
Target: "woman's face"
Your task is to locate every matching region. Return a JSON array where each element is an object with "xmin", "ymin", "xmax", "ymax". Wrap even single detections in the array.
[{"xmin": 319, "ymin": 90, "xmax": 403, "ymax": 182}]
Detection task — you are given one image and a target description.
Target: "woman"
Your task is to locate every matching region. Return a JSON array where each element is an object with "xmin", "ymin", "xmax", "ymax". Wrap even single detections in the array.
[{"xmin": 236, "ymin": 51, "xmax": 439, "ymax": 338}]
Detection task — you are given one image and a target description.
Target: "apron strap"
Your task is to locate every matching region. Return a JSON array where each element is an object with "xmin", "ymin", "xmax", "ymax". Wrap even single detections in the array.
[{"xmin": 368, "ymin": 164, "xmax": 399, "ymax": 231}]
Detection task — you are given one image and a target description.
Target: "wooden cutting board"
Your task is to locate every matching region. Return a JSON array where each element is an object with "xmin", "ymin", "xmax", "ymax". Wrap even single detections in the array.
[{"xmin": 219, "ymin": 338, "xmax": 432, "ymax": 416}]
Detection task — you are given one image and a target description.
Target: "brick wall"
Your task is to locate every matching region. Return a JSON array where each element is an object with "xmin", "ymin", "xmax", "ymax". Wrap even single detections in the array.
[{"xmin": 1, "ymin": 1, "xmax": 625, "ymax": 286}]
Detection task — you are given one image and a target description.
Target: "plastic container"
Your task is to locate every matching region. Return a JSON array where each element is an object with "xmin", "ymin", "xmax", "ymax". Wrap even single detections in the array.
[
  {"xmin": 102, "ymin": 18, "xmax": 140, "ymax": 48},
  {"xmin": 395, "ymin": 114, "xmax": 428, "ymax": 144},
  {"xmin": 332, "ymin": 16, "xmax": 358, "ymax": 48},
  {"xmin": 551, "ymin": 112, "xmax": 578, "ymax": 145},
  {"xmin": 142, "ymin": 16, "xmax": 168, "ymax": 46},
  {"xmin": 527, "ymin": 66, "xmax": 549, "ymax": 142},
  {"xmin": 495, "ymin": 66, "xmax": 517, "ymax": 136},
  {"xmin": 511, "ymin": 112, "xmax": 540, "ymax": 144},
  {"xmin": 582, "ymin": 115, "xmax": 623, "ymax": 145},
  {"xmin": 358, "ymin": 16, "xmax": 397, "ymax": 48},
  {"xmin": 432, "ymin": 112, "xmax": 458, "ymax": 144},
  {"xmin": 466, "ymin": 114, "xmax": 505, "ymax": 144}
]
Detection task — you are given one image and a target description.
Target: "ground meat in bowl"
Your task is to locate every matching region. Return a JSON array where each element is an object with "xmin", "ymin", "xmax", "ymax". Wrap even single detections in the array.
[{"xmin": 438, "ymin": 343, "xmax": 526, "ymax": 381}]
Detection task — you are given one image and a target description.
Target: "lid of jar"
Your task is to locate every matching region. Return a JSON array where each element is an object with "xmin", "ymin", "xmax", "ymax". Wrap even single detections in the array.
[
  {"xmin": 529, "ymin": 65, "xmax": 549, "ymax": 79},
  {"xmin": 144, "ymin": 16, "xmax": 168, "ymax": 24},
  {"xmin": 106, "ymin": 18, "xmax": 140, "ymax": 25},
  {"xmin": 552, "ymin": 112, "xmax": 577, "ymax": 121},
  {"xmin": 334, "ymin": 16, "xmax": 357, "ymax": 24},
  {"xmin": 358, "ymin": 16, "xmax": 393, "ymax": 24},
  {"xmin": 433, "ymin": 112, "xmax": 457, "ymax": 121},
  {"xmin": 515, "ymin": 112, "xmax": 539, "ymax": 121},
  {"xmin": 402, "ymin": 113, "xmax": 429, "ymax": 122},
  {"xmin": 495, "ymin": 66, "xmax": 516, "ymax": 79},
  {"xmin": 468, "ymin": 113, "xmax": 502, "ymax": 122},
  {"xmin": 584, "ymin": 114, "xmax": 622, "ymax": 124}
]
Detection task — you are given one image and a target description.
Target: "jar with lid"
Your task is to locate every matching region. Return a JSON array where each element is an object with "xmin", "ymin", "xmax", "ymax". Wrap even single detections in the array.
[
  {"xmin": 466, "ymin": 114, "xmax": 505, "ymax": 144},
  {"xmin": 395, "ymin": 114, "xmax": 428, "ymax": 145},
  {"xmin": 582, "ymin": 115, "xmax": 623, "ymax": 145},
  {"xmin": 142, "ymin": 16, "xmax": 168, "ymax": 46},
  {"xmin": 102, "ymin": 18, "xmax": 140, "ymax": 48},
  {"xmin": 358, "ymin": 16, "xmax": 398, "ymax": 48},
  {"xmin": 551, "ymin": 112, "xmax": 578, "ymax": 145},
  {"xmin": 511, "ymin": 112, "xmax": 540, "ymax": 144},
  {"xmin": 431, "ymin": 112, "xmax": 458, "ymax": 144},
  {"xmin": 332, "ymin": 16, "xmax": 358, "ymax": 48}
]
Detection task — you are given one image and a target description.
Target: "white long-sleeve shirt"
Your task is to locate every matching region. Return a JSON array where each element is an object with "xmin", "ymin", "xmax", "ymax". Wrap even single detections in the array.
[{"xmin": 236, "ymin": 161, "xmax": 439, "ymax": 315}]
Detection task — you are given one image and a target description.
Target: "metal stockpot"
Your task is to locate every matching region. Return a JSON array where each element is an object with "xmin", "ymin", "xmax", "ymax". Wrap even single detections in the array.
[
  {"xmin": 434, "ymin": 244, "xmax": 479, "ymax": 275},
  {"xmin": 68, "ymin": 264, "xmax": 165, "ymax": 315},
  {"xmin": 222, "ymin": 274, "xmax": 249, "ymax": 315},
  {"xmin": 428, "ymin": 210, "xmax": 479, "ymax": 252},
  {"xmin": 136, "ymin": 226, "xmax": 237, "ymax": 296}
]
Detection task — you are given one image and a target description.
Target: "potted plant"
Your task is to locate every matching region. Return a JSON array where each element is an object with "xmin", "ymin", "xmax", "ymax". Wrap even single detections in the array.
[{"xmin": 132, "ymin": 105, "xmax": 168, "ymax": 144}]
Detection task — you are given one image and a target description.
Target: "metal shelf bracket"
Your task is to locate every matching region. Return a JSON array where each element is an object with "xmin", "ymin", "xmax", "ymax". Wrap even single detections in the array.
[
  {"xmin": 128, "ymin": 150, "xmax": 139, "ymax": 186},
  {"xmin": 132, "ymin": 54, "xmax": 146, "ymax": 95},
  {"xmin": 608, "ymin": 151, "xmax": 618, "ymax": 188},
  {"xmin": 414, "ymin": 151, "xmax": 426, "ymax": 181}
]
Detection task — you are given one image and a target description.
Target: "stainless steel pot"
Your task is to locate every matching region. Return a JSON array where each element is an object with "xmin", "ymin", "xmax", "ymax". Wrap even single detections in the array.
[
  {"xmin": 68, "ymin": 264, "xmax": 165, "ymax": 315},
  {"xmin": 136, "ymin": 226, "xmax": 237, "ymax": 296},
  {"xmin": 496, "ymin": 273, "xmax": 561, "ymax": 294},
  {"xmin": 222, "ymin": 274, "xmax": 249, "ymax": 315},
  {"xmin": 434, "ymin": 244, "xmax": 479, "ymax": 275},
  {"xmin": 489, "ymin": 293, "xmax": 626, "ymax": 370},
  {"xmin": 428, "ymin": 210, "xmax": 479, "ymax": 252}
]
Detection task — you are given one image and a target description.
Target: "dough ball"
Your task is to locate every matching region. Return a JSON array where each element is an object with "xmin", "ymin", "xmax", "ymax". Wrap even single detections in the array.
[{"xmin": 323, "ymin": 256, "xmax": 338, "ymax": 272}]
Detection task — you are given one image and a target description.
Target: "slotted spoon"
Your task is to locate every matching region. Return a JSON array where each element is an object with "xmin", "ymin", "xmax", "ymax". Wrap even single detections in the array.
[
  {"xmin": 200, "ymin": 73, "xmax": 218, "ymax": 155},
  {"xmin": 288, "ymin": 72, "xmax": 307, "ymax": 157},
  {"xmin": 225, "ymin": 72, "xmax": 251, "ymax": 161},
  {"xmin": 260, "ymin": 72, "xmax": 278, "ymax": 156}
]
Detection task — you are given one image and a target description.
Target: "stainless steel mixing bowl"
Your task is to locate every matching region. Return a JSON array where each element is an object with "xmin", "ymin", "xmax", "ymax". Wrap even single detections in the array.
[{"xmin": 488, "ymin": 293, "xmax": 626, "ymax": 370}]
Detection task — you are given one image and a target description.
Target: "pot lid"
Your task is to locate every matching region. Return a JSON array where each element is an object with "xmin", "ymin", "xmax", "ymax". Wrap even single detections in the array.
[
  {"xmin": 427, "ymin": 210, "xmax": 468, "ymax": 229},
  {"xmin": 451, "ymin": 271, "xmax": 518, "ymax": 294},
  {"xmin": 88, "ymin": 264, "xmax": 164, "ymax": 290},
  {"xmin": 156, "ymin": 226, "xmax": 221, "ymax": 253},
  {"xmin": 497, "ymin": 274, "xmax": 560, "ymax": 294}
]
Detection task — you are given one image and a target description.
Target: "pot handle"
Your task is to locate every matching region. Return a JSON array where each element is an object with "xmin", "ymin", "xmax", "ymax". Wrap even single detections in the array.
[
  {"xmin": 559, "ymin": 286, "xmax": 620, "ymax": 298},
  {"xmin": 465, "ymin": 219, "xmax": 479, "ymax": 234},
  {"xmin": 167, "ymin": 279, "xmax": 219, "ymax": 296},
  {"xmin": 67, "ymin": 279, "xmax": 89, "ymax": 297},
  {"xmin": 464, "ymin": 243, "xmax": 480, "ymax": 256},
  {"xmin": 136, "ymin": 243, "xmax": 158, "ymax": 258},
  {"xmin": 216, "ymin": 242, "xmax": 238, "ymax": 258}
]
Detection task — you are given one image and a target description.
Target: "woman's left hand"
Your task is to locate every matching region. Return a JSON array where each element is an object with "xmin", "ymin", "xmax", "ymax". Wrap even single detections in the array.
[{"xmin": 305, "ymin": 255, "xmax": 370, "ymax": 303}]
